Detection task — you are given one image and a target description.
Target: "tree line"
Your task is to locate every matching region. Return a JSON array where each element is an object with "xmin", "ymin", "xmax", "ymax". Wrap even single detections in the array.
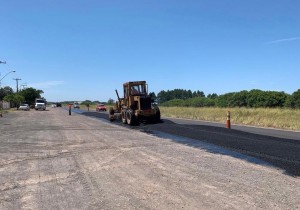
[
  {"xmin": 153, "ymin": 89, "xmax": 300, "ymax": 108},
  {"xmin": 0, "ymin": 86, "xmax": 43, "ymax": 108}
]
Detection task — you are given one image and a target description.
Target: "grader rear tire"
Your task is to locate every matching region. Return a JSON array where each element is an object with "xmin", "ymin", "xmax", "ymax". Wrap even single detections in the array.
[
  {"xmin": 155, "ymin": 110, "xmax": 161, "ymax": 123},
  {"xmin": 108, "ymin": 107, "xmax": 115, "ymax": 122},
  {"xmin": 109, "ymin": 107, "xmax": 114, "ymax": 115}
]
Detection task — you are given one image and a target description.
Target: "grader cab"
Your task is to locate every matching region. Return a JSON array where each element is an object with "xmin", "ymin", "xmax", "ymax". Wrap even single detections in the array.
[{"xmin": 109, "ymin": 81, "xmax": 160, "ymax": 125}]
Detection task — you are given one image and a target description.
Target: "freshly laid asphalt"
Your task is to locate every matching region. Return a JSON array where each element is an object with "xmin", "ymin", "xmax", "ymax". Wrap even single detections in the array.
[{"xmin": 79, "ymin": 109, "xmax": 300, "ymax": 177}]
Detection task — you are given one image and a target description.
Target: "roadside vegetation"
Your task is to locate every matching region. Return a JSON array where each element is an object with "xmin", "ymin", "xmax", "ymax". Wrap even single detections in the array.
[
  {"xmin": 155, "ymin": 88, "xmax": 300, "ymax": 131},
  {"xmin": 0, "ymin": 86, "xmax": 43, "ymax": 109},
  {"xmin": 160, "ymin": 107, "xmax": 300, "ymax": 130},
  {"xmin": 155, "ymin": 89, "xmax": 300, "ymax": 109}
]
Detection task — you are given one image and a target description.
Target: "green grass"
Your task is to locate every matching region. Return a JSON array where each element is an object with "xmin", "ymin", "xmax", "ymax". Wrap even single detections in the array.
[
  {"xmin": 160, "ymin": 107, "xmax": 300, "ymax": 131},
  {"xmin": 78, "ymin": 104, "xmax": 97, "ymax": 111}
]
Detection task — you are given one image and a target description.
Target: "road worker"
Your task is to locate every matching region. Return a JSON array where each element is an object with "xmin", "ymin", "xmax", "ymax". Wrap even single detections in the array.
[{"xmin": 68, "ymin": 104, "xmax": 72, "ymax": 115}]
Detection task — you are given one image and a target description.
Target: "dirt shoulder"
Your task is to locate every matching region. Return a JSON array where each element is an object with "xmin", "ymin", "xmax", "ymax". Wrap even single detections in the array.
[{"xmin": 0, "ymin": 108, "xmax": 299, "ymax": 209}]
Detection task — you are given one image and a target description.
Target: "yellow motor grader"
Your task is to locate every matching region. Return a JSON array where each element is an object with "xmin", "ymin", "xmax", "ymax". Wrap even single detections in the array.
[{"xmin": 109, "ymin": 81, "xmax": 160, "ymax": 125}]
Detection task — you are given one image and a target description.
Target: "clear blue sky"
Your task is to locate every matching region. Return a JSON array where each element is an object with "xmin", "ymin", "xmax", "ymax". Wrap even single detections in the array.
[{"xmin": 1, "ymin": 0, "xmax": 299, "ymax": 102}]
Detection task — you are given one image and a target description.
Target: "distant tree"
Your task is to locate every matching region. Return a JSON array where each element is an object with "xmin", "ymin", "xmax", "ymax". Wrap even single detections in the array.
[
  {"xmin": 246, "ymin": 89, "xmax": 265, "ymax": 107},
  {"xmin": 81, "ymin": 100, "xmax": 93, "ymax": 106},
  {"xmin": 291, "ymin": 89, "xmax": 300, "ymax": 108},
  {"xmin": 187, "ymin": 90, "xmax": 193, "ymax": 98},
  {"xmin": 149, "ymin": 92, "xmax": 157, "ymax": 101},
  {"xmin": 19, "ymin": 87, "xmax": 43, "ymax": 105},
  {"xmin": 0, "ymin": 86, "xmax": 14, "ymax": 100},
  {"xmin": 193, "ymin": 90, "xmax": 205, "ymax": 98},
  {"xmin": 215, "ymin": 93, "xmax": 235, "ymax": 107},
  {"xmin": 107, "ymin": 98, "xmax": 115, "ymax": 105},
  {"xmin": 4, "ymin": 94, "xmax": 25, "ymax": 109},
  {"xmin": 264, "ymin": 91, "xmax": 287, "ymax": 107},
  {"xmin": 231, "ymin": 91, "xmax": 248, "ymax": 107},
  {"xmin": 157, "ymin": 88, "xmax": 294, "ymax": 108},
  {"xmin": 246, "ymin": 90, "xmax": 287, "ymax": 108},
  {"xmin": 157, "ymin": 89, "xmax": 205, "ymax": 104},
  {"xmin": 157, "ymin": 90, "xmax": 169, "ymax": 104},
  {"xmin": 207, "ymin": 93, "xmax": 218, "ymax": 99},
  {"xmin": 284, "ymin": 95, "xmax": 293, "ymax": 108}
]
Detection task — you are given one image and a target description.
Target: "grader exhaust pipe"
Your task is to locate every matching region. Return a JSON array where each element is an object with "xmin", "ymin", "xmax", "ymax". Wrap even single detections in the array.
[{"xmin": 115, "ymin": 89, "xmax": 121, "ymax": 104}]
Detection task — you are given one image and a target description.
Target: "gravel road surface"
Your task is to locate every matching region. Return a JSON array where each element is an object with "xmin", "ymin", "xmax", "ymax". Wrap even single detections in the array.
[
  {"xmin": 82, "ymin": 111, "xmax": 300, "ymax": 176},
  {"xmin": 0, "ymin": 108, "xmax": 299, "ymax": 209}
]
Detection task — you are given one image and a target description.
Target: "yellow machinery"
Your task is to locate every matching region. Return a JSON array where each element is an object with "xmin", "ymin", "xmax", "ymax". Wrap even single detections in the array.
[{"xmin": 109, "ymin": 81, "xmax": 160, "ymax": 125}]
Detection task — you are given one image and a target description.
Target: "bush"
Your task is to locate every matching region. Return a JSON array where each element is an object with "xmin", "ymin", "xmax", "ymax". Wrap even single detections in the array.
[
  {"xmin": 161, "ymin": 99, "xmax": 185, "ymax": 107},
  {"xmin": 292, "ymin": 89, "xmax": 300, "ymax": 108}
]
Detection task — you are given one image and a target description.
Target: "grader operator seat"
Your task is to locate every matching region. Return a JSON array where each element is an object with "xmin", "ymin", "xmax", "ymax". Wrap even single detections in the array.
[{"xmin": 131, "ymin": 86, "xmax": 139, "ymax": 95}]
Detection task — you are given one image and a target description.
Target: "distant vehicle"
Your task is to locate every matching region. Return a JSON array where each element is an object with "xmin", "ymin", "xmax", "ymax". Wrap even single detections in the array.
[
  {"xmin": 96, "ymin": 104, "xmax": 107, "ymax": 111},
  {"xmin": 56, "ymin": 103, "xmax": 62, "ymax": 107},
  {"xmin": 51, "ymin": 104, "xmax": 56, "ymax": 108},
  {"xmin": 35, "ymin": 98, "xmax": 46, "ymax": 110},
  {"xmin": 19, "ymin": 104, "xmax": 30, "ymax": 111},
  {"xmin": 73, "ymin": 102, "xmax": 80, "ymax": 109}
]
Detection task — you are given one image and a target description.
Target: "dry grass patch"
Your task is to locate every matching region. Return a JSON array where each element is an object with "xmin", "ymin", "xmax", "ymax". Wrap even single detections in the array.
[{"xmin": 160, "ymin": 107, "xmax": 300, "ymax": 131}]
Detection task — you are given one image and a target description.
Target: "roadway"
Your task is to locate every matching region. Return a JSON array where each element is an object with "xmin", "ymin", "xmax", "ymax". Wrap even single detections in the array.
[
  {"xmin": 79, "ymin": 109, "xmax": 300, "ymax": 177},
  {"xmin": 1, "ymin": 108, "xmax": 300, "ymax": 209}
]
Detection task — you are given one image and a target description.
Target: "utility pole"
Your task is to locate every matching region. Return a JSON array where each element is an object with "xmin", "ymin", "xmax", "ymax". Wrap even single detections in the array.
[{"xmin": 13, "ymin": 78, "xmax": 21, "ymax": 93}]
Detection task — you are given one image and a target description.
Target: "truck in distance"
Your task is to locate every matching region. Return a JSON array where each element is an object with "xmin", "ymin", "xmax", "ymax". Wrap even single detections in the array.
[{"xmin": 35, "ymin": 98, "xmax": 46, "ymax": 110}]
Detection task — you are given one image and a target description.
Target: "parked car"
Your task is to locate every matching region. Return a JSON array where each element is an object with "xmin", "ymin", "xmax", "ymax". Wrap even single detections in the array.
[
  {"xmin": 19, "ymin": 104, "xmax": 30, "ymax": 111},
  {"xmin": 96, "ymin": 104, "xmax": 107, "ymax": 111},
  {"xmin": 56, "ymin": 103, "xmax": 62, "ymax": 107}
]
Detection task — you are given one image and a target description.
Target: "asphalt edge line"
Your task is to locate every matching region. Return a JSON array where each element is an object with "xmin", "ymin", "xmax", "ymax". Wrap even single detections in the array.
[{"xmin": 162, "ymin": 116, "xmax": 300, "ymax": 133}]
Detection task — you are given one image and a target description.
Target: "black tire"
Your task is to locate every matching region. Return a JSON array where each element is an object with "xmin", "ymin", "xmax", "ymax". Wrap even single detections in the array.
[
  {"xmin": 109, "ymin": 107, "xmax": 114, "ymax": 115},
  {"xmin": 108, "ymin": 107, "xmax": 115, "ymax": 122},
  {"xmin": 121, "ymin": 110, "xmax": 127, "ymax": 124},
  {"xmin": 126, "ymin": 109, "xmax": 135, "ymax": 125},
  {"xmin": 155, "ymin": 110, "xmax": 161, "ymax": 122}
]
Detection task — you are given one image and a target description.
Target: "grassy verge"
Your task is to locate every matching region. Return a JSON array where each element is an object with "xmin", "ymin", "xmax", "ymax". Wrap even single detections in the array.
[
  {"xmin": 79, "ymin": 104, "xmax": 97, "ymax": 111},
  {"xmin": 160, "ymin": 107, "xmax": 300, "ymax": 131}
]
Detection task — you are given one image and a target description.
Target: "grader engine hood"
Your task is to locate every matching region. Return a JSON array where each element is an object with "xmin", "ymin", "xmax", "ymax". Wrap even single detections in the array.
[{"xmin": 135, "ymin": 96, "xmax": 152, "ymax": 110}]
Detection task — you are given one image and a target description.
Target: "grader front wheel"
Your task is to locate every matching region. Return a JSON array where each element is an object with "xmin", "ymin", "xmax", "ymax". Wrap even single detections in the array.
[
  {"xmin": 126, "ymin": 109, "xmax": 135, "ymax": 125},
  {"xmin": 121, "ymin": 110, "xmax": 127, "ymax": 124}
]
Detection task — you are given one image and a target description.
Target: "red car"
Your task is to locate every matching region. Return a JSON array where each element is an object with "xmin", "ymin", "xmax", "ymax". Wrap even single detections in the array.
[{"xmin": 96, "ymin": 104, "xmax": 107, "ymax": 111}]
